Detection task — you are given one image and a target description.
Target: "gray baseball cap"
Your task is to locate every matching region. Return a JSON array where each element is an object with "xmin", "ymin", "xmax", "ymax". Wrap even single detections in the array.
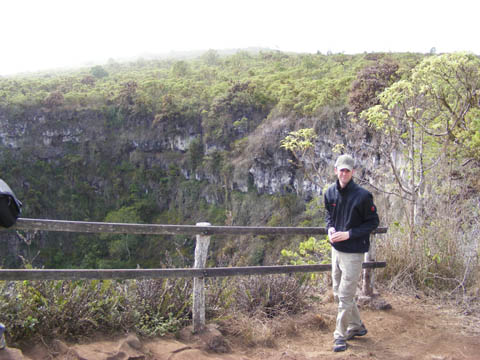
[{"xmin": 335, "ymin": 154, "xmax": 354, "ymax": 171}]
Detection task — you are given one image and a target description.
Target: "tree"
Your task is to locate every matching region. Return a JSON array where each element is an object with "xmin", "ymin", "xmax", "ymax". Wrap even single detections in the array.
[
  {"xmin": 348, "ymin": 60, "xmax": 400, "ymax": 116},
  {"xmin": 280, "ymin": 128, "xmax": 320, "ymax": 186},
  {"xmin": 409, "ymin": 53, "xmax": 480, "ymax": 153},
  {"xmin": 362, "ymin": 53, "xmax": 480, "ymax": 247},
  {"xmin": 90, "ymin": 65, "xmax": 109, "ymax": 79},
  {"xmin": 44, "ymin": 91, "xmax": 64, "ymax": 108},
  {"xmin": 201, "ymin": 49, "xmax": 220, "ymax": 66},
  {"xmin": 171, "ymin": 61, "xmax": 190, "ymax": 77},
  {"xmin": 100, "ymin": 206, "xmax": 143, "ymax": 268}
]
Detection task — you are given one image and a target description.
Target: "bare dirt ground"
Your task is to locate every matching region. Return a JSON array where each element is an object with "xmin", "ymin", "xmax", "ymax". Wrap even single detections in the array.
[{"xmin": 3, "ymin": 292, "xmax": 479, "ymax": 360}]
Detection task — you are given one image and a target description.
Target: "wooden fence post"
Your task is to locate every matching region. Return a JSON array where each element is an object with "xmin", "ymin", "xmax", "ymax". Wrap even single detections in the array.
[
  {"xmin": 362, "ymin": 234, "xmax": 376, "ymax": 296},
  {"xmin": 192, "ymin": 222, "xmax": 211, "ymax": 333}
]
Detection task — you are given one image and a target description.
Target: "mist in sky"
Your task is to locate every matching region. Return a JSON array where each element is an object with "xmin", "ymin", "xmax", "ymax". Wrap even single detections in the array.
[{"xmin": 1, "ymin": 0, "xmax": 479, "ymax": 76}]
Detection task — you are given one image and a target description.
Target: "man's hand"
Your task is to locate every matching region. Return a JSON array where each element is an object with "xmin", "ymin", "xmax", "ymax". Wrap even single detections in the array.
[
  {"xmin": 328, "ymin": 227, "xmax": 336, "ymax": 243},
  {"xmin": 330, "ymin": 231, "xmax": 350, "ymax": 243}
]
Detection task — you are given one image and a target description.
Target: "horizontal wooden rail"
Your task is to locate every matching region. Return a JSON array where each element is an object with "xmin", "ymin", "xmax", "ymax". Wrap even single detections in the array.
[
  {"xmin": 7, "ymin": 218, "xmax": 388, "ymax": 236},
  {"xmin": 0, "ymin": 262, "xmax": 386, "ymax": 281},
  {"xmin": 0, "ymin": 218, "xmax": 388, "ymax": 333}
]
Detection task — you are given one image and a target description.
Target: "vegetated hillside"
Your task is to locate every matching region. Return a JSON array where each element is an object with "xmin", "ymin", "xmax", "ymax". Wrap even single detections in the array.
[
  {"xmin": 0, "ymin": 50, "xmax": 387, "ymax": 269},
  {"xmin": 0, "ymin": 50, "xmax": 478, "ymax": 302}
]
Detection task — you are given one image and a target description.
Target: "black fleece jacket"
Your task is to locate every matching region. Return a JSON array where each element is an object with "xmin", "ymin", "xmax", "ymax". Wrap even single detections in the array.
[{"xmin": 324, "ymin": 179, "xmax": 379, "ymax": 253}]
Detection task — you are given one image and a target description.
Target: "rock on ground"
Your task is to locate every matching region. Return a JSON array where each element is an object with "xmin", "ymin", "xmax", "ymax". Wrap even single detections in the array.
[{"xmin": 0, "ymin": 347, "xmax": 27, "ymax": 360}]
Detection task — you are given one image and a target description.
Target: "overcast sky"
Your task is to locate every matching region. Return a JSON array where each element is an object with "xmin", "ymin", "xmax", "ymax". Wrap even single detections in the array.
[{"xmin": 1, "ymin": 0, "xmax": 479, "ymax": 76}]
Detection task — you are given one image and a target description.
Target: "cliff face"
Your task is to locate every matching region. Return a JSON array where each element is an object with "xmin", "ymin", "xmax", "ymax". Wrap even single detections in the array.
[
  {"xmin": 0, "ymin": 102, "xmax": 357, "ymax": 268},
  {"xmin": 0, "ymin": 105, "xmax": 349, "ymax": 200}
]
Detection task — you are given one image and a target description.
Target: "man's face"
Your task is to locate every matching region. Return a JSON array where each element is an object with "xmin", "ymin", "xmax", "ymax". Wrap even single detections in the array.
[{"xmin": 335, "ymin": 167, "xmax": 354, "ymax": 188}]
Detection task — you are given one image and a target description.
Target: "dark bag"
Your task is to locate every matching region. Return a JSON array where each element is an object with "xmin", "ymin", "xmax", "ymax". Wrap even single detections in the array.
[{"xmin": 0, "ymin": 179, "xmax": 22, "ymax": 228}]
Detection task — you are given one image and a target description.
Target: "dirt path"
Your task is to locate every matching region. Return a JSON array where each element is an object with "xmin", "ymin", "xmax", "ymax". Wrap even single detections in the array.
[{"xmin": 6, "ymin": 293, "xmax": 480, "ymax": 360}]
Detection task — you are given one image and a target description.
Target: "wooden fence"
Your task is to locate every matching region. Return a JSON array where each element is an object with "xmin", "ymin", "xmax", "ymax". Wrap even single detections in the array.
[{"xmin": 1, "ymin": 218, "xmax": 387, "ymax": 332}]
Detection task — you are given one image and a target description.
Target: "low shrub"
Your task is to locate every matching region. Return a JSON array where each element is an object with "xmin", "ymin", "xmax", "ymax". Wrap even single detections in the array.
[
  {"xmin": 0, "ymin": 272, "xmax": 315, "ymax": 346},
  {"xmin": 0, "ymin": 278, "xmax": 191, "ymax": 346},
  {"xmin": 232, "ymin": 274, "xmax": 312, "ymax": 317}
]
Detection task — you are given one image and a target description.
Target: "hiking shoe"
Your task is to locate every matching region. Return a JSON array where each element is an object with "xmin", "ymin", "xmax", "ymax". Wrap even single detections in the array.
[
  {"xmin": 346, "ymin": 325, "xmax": 368, "ymax": 340},
  {"xmin": 333, "ymin": 339, "xmax": 347, "ymax": 352}
]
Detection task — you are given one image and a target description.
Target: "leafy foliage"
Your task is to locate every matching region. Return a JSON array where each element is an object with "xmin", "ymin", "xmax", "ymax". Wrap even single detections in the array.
[
  {"xmin": 280, "ymin": 128, "xmax": 320, "ymax": 186},
  {"xmin": 280, "ymin": 52, "xmax": 480, "ymax": 297},
  {"xmin": 362, "ymin": 53, "xmax": 480, "ymax": 246},
  {"xmin": 0, "ymin": 279, "xmax": 191, "ymax": 345},
  {"xmin": 281, "ymin": 236, "xmax": 331, "ymax": 282},
  {"xmin": 281, "ymin": 236, "xmax": 331, "ymax": 266},
  {"xmin": 348, "ymin": 60, "xmax": 400, "ymax": 116},
  {"xmin": 0, "ymin": 272, "xmax": 313, "ymax": 346}
]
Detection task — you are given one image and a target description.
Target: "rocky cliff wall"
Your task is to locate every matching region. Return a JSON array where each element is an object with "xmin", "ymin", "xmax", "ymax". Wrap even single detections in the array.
[
  {"xmin": 0, "ymin": 104, "xmax": 362, "ymax": 268},
  {"xmin": 0, "ymin": 106, "xmax": 355, "ymax": 202}
]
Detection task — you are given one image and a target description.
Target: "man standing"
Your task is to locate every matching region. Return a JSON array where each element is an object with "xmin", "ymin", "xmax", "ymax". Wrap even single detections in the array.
[{"xmin": 324, "ymin": 154, "xmax": 379, "ymax": 352}]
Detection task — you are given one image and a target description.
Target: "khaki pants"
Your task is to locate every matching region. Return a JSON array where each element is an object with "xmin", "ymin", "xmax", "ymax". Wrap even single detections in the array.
[{"xmin": 332, "ymin": 248, "xmax": 364, "ymax": 340}]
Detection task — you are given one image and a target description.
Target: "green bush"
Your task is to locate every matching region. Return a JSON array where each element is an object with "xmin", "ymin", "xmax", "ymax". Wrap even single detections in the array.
[
  {"xmin": 0, "ymin": 273, "xmax": 314, "ymax": 346},
  {"xmin": 0, "ymin": 278, "xmax": 191, "ymax": 346}
]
